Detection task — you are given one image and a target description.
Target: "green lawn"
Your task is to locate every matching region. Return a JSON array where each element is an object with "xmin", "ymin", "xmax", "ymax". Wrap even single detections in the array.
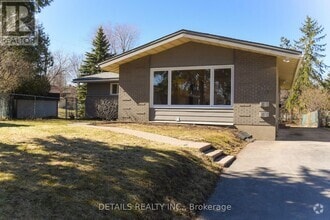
[{"xmin": 0, "ymin": 120, "xmax": 226, "ymax": 219}]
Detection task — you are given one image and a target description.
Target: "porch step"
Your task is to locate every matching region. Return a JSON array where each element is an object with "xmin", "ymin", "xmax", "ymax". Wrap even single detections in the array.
[
  {"xmin": 198, "ymin": 144, "xmax": 213, "ymax": 152},
  {"xmin": 205, "ymin": 149, "xmax": 223, "ymax": 160},
  {"xmin": 215, "ymin": 155, "xmax": 236, "ymax": 167},
  {"xmin": 201, "ymin": 147, "xmax": 236, "ymax": 167}
]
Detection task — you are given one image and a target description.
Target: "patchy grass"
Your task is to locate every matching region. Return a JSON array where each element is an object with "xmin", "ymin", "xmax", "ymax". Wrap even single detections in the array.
[
  {"xmin": 58, "ymin": 108, "xmax": 67, "ymax": 119},
  {"xmin": 0, "ymin": 120, "xmax": 220, "ymax": 219},
  {"xmin": 100, "ymin": 122, "xmax": 245, "ymax": 155},
  {"xmin": 58, "ymin": 108, "xmax": 76, "ymax": 119}
]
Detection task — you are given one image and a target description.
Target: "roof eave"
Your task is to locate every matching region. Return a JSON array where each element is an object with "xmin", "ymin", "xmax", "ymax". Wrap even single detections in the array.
[
  {"xmin": 72, "ymin": 79, "xmax": 119, "ymax": 83},
  {"xmin": 182, "ymin": 34, "xmax": 301, "ymax": 58},
  {"xmin": 99, "ymin": 30, "xmax": 302, "ymax": 72},
  {"xmin": 99, "ymin": 33, "xmax": 186, "ymax": 70}
]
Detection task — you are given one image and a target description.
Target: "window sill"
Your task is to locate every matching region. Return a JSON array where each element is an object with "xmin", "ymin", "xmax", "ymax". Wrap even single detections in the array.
[{"xmin": 151, "ymin": 105, "xmax": 233, "ymax": 110}]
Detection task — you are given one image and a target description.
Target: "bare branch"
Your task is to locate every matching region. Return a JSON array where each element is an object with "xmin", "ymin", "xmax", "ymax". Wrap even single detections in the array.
[
  {"xmin": 104, "ymin": 23, "xmax": 139, "ymax": 54},
  {"xmin": 46, "ymin": 51, "xmax": 70, "ymax": 94},
  {"xmin": 68, "ymin": 53, "xmax": 83, "ymax": 81},
  {"xmin": 47, "ymin": 51, "xmax": 83, "ymax": 95},
  {"xmin": 0, "ymin": 48, "xmax": 33, "ymax": 93},
  {"xmin": 103, "ymin": 24, "xmax": 117, "ymax": 55}
]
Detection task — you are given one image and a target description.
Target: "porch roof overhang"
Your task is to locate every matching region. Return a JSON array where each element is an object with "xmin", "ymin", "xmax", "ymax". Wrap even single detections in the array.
[
  {"xmin": 99, "ymin": 29, "xmax": 302, "ymax": 89},
  {"xmin": 72, "ymin": 72, "xmax": 119, "ymax": 83}
]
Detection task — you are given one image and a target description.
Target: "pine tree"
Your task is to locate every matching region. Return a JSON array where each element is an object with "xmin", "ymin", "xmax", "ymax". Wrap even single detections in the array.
[
  {"xmin": 324, "ymin": 73, "xmax": 330, "ymax": 90},
  {"xmin": 20, "ymin": 24, "xmax": 53, "ymax": 75},
  {"xmin": 80, "ymin": 27, "xmax": 111, "ymax": 76},
  {"xmin": 77, "ymin": 26, "xmax": 111, "ymax": 117},
  {"xmin": 35, "ymin": 0, "xmax": 53, "ymax": 12},
  {"xmin": 284, "ymin": 16, "xmax": 328, "ymax": 112},
  {"xmin": 8, "ymin": 24, "xmax": 53, "ymax": 95},
  {"xmin": 279, "ymin": 37, "xmax": 294, "ymax": 49}
]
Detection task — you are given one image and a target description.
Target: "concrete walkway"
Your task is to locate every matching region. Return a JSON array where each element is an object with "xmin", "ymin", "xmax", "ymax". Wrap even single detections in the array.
[
  {"xmin": 71, "ymin": 123, "xmax": 237, "ymax": 167},
  {"xmin": 71, "ymin": 123, "xmax": 211, "ymax": 150},
  {"xmin": 199, "ymin": 129, "xmax": 330, "ymax": 219}
]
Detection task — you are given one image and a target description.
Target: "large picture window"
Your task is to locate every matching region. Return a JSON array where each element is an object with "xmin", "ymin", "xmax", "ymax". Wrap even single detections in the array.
[
  {"xmin": 151, "ymin": 65, "xmax": 233, "ymax": 107},
  {"xmin": 172, "ymin": 69, "xmax": 210, "ymax": 105}
]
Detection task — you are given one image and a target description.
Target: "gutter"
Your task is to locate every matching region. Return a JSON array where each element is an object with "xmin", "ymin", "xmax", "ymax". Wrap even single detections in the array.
[{"xmin": 72, "ymin": 79, "xmax": 119, "ymax": 83}]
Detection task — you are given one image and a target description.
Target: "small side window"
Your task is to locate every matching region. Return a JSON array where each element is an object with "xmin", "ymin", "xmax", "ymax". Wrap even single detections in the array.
[{"xmin": 110, "ymin": 83, "xmax": 119, "ymax": 95}]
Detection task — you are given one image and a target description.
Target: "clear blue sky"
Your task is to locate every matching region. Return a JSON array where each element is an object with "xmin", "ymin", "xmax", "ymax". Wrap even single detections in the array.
[{"xmin": 38, "ymin": 0, "xmax": 330, "ymax": 66}]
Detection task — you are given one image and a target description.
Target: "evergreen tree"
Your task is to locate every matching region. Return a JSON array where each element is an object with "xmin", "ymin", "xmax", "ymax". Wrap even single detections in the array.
[
  {"xmin": 35, "ymin": 0, "xmax": 54, "ymax": 12},
  {"xmin": 279, "ymin": 37, "xmax": 294, "ymax": 49},
  {"xmin": 16, "ymin": 75, "xmax": 51, "ymax": 96},
  {"xmin": 80, "ymin": 27, "xmax": 111, "ymax": 75},
  {"xmin": 20, "ymin": 24, "xmax": 53, "ymax": 75},
  {"xmin": 11, "ymin": 24, "xmax": 53, "ymax": 95},
  {"xmin": 35, "ymin": 25, "xmax": 54, "ymax": 75},
  {"xmin": 283, "ymin": 16, "xmax": 328, "ymax": 112},
  {"xmin": 77, "ymin": 26, "xmax": 111, "ymax": 117},
  {"xmin": 0, "ymin": 1, "xmax": 53, "ymax": 95},
  {"xmin": 324, "ymin": 73, "xmax": 330, "ymax": 90}
]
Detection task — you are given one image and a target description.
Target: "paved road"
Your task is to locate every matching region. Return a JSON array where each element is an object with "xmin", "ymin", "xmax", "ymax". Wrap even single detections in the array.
[{"xmin": 199, "ymin": 128, "xmax": 330, "ymax": 220}]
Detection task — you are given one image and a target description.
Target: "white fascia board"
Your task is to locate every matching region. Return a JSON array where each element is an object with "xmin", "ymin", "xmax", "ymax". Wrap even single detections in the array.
[
  {"xmin": 183, "ymin": 34, "xmax": 302, "ymax": 59},
  {"xmin": 100, "ymin": 34, "xmax": 185, "ymax": 69}
]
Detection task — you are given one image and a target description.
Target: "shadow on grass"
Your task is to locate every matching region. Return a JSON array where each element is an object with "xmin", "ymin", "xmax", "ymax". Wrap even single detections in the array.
[
  {"xmin": 200, "ymin": 167, "xmax": 330, "ymax": 219},
  {"xmin": 0, "ymin": 123, "xmax": 30, "ymax": 128},
  {"xmin": 0, "ymin": 135, "xmax": 219, "ymax": 219}
]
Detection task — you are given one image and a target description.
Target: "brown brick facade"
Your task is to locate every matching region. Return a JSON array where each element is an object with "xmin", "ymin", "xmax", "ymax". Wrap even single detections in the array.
[
  {"xmin": 118, "ymin": 56, "xmax": 150, "ymax": 122},
  {"xmin": 118, "ymin": 42, "xmax": 234, "ymax": 122},
  {"xmin": 117, "ymin": 45, "xmax": 278, "ymax": 139},
  {"xmin": 150, "ymin": 42, "xmax": 234, "ymax": 67},
  {"xmin": 234, "ymin": 50, "xmax": 277, "ymax": 126}
]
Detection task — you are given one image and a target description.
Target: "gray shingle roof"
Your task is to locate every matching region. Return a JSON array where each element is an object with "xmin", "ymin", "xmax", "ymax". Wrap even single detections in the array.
[{"xmin": 72, "ymin": 72, "xmax": 119, "ymax": 83}]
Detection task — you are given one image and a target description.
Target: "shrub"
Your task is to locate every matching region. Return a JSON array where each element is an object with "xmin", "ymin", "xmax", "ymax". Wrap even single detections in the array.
[{"xmin": 95, "ymin": 99, "xmax": 118, "ymax": 120}]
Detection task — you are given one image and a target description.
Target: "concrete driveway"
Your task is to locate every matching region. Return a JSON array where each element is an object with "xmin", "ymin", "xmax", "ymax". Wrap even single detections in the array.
[{"xmin": 199, "ymin": 128, "xmax": 330, "ymax": 220}]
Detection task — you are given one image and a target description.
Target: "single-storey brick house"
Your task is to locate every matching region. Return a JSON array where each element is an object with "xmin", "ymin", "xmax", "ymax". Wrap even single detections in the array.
[
  {"xmin": 73, "ymin": 72, "xmax": 119, "ymax": 118},
  {"xmin": 98, "ymin": 30, "xmax": 302, "ymax": 140}
]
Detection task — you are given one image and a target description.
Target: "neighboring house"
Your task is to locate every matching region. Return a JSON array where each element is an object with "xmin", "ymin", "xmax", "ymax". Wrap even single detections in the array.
[
  {"xmin": 73, "ymin": 72, "xmax": 119, "ymax": 118},
  {"xmin": 98, "ymin": 29, "xmax": 302, "ymax": 140}
]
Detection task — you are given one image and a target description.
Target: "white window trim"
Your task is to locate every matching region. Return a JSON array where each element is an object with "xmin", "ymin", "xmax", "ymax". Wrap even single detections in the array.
[
  {"xmin": 110, "ymin": 83, "xmax": 119, "ymax": 95},
  {"xmin": 150, "ymin": 65, "xmax": 234, "ymax": 109}
]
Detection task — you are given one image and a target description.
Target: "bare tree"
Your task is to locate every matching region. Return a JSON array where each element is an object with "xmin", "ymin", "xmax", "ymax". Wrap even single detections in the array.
[
  {"xmin": 68, "ymin": 53, "xmax": 83, "ymax": 82},
  {"xmin": 47, "ymin": 51, "xmax": 69, "ymax": 96},
  {"xmin": 300, "ymin": 88, "xmax": 330, "ymax": 112},
  {"xmin": 47, "ymin": 51, "xmax": 82, "ymax": 96},
  {"xmin": 104, "ymin": 23, "xmax": 139, "ymax": 54},
  {"xmin": 0, "ymin": 48, "xmax": 32, "ymax": 93},
  {"xmin": 103, "ymin": 24, "xmax": 117, "ymax": 55}
]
